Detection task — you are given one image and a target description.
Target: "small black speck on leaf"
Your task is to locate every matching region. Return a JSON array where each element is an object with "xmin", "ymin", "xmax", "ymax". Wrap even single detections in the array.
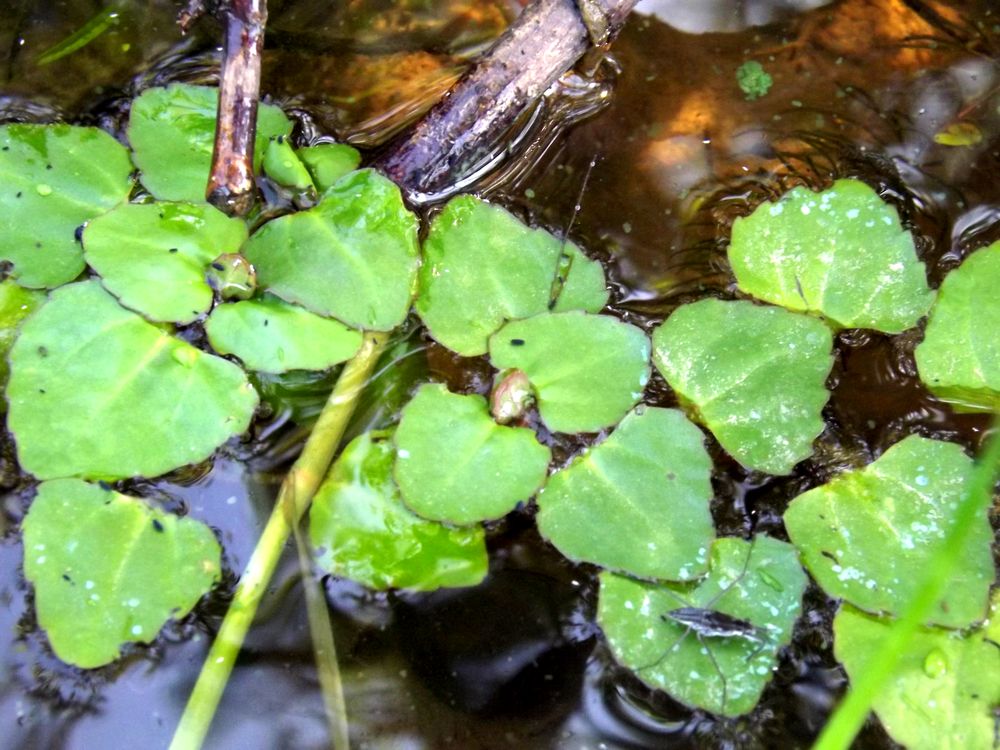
[
  {"xmin": 62, "ymin": 573, "xmax": 72, "ymax": 583},
  {"xmin": 152, "ymin": 519, "xmax": 164, "ymax": 532},
  {"xmin": 1, "ymin": 146, "xmax": 7, "ymax": 151},
  {"xmin": 74, "ymin": 225, "xmax": 85, "ymax": 242},
  {"xmin": 168, "ymin": 247, "xmax": 178, "ymax": 253},
  {"xmin": 38, "ymin": 388, "xmax": 45, "ymax": 394},
  {"xmin": 210, "ymin": 262, "xmax": 224, "ymax": 271},
  {"xmin": 511, "ymin": 338, "xmax": 525, "ymax": 346},
  {"xmin": 666, "ymin": 471, "xmax": 676, "ymax": 480},
  {"xmin": 37, "ymin": 346, "xmax": 48, "ymax": 357},
  {"xmin": 45, "ymin": 164, "xmax": 52, "ymax": 170},
  {"xmin": 98, "ymin": 480, "xmax": 112, "ymax": 491},
  {"xmin": 34, "ymin": 242, "xmax": 41, "ymax": 249},
  {"xmin": 263, "ymin": 319, "xmax": 269, "ymax": 326},
  {"xmin": 15, "ymin": 191, "xmax": 21, "ymax": 198}
]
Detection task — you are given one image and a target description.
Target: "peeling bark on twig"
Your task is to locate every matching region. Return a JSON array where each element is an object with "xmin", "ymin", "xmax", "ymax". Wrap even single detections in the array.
[
  {"xmin": 203, "ymin": 0, "xmax": 266, "ymax": 217},
  {"xmin": 373, "ymin": 0, "xmax": 637, "ymax": 201}
]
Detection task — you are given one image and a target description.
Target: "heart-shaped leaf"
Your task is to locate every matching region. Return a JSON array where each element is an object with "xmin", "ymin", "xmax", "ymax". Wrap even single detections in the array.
[
  {"xmin": 83, "ymin": 201, "xmax": 248, "ymax": 323},
  {"xmin": 834, "ymin": 594, "xmax": 1000, "ymax": 750},
  {"xmin": 537, "ymin": 406, "xmax": 715, "ymax": 580},
  {"xmin": 784, "ymin": 435, "xmax": 993, "ymax": 628},
  {"xmin": 652, "ymin": 299, "xmax": 833, "ymax": 475},
  {"xmin": 915, "ymin": 240, "xmax": 1000, "ymax": 412},
  {"xmin": 415, "ymin": 195, "xmax": 608, "ymax": 356},
  {"xmin": 22, "ymin": 479, "xmax": 221, "ymax": 668},
  {"xmin": 7, "ymin": 281, "xmax": 258, "ymax": 480},
  {"xmin": 298, "ymin": 143, "xmax": 360, "ymax": 192},
  {"xmin": 127, "ymin": 83, "xmax": 292, "ymax": 203},
  {"xmin": 309, "ymin": 430, "xmax": 488, "ymax": 590},
  {"xmin": 244, "ymin": 169, "xmax": 419, "ymax": 331},
  {"xmin": 598, "ymin": 536, "xmax": 807, "ymax": 717},
  {"xmin": 489, "ymin": 312, "xmax": 651, "ymax": 434},
  {"xmin": 729, "ymin": 179, "xmax": 934, "ymax": 332},
  {"xmin": 394, "ymin": 383, "xmax": 551, "ymax": 524},
  {"xmin": 205, "ymin": 296, "xmax": 363, "ymax": 373},
  {"xmin": 0, "ymin": 124, "xmax": 133, "ymax": 288}
]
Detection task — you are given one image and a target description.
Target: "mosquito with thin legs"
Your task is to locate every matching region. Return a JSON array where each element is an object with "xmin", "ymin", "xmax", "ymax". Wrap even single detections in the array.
[{"xmin": 636, "ymin": 538, "xmax": 776, "ymax": 715}]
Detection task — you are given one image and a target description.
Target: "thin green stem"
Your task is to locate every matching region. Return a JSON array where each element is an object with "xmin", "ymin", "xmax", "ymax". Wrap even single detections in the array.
[
  {"xmin": 812, "ymin": 427, "xmax": 1000, "ymax": 750},
  {"xmin": 170, "ymin": 332, "xmax": 388, "ymax": 750}
]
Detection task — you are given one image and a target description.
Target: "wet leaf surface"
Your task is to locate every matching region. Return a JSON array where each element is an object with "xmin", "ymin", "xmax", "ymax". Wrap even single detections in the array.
[
  {"xmin": 416, "ymin": 195, "xmax": 608, "ymax": 356},
  {"xmin": 834, "ymin": 592, "xmax": 1000, "ymax": 750},
  {"xmin": 729, "ymin": 179, "xmax": 934, "ymax": 332},
  {"xmin": 206, "ymin": 295, "xmax": 362, "ymax": 374},
  {"xmin": 245, "ymin": 169, "xmax": 419, "ymax": 331},
  {"xmin": 127, "ymin": 83, "xmax": 291, "ymax": 203},
  {"xmin": 537, "ymin": 407, "xmax": 715, "ymax": 580},
  {"xmin": 297, "ymin": 143, "xmax": 361, "ymax": 192},
  {"xmin": 0, "ymin": 124, "xmax": 133, "ymax": 288},
  {"xmin": 652, "ymin": 299, "xmax": 833, "ymax": 474},
  {"xmin": 83, "ymin": 201, "xmax": 248, "ymax": 323},
  {"xmin": 22, "ymin": 478, "xmax": 221, "ymax": 668},
  {"xmin": 394, "ymin": 383, "xmax": 550, "ymax": 524},
  {"xmin": 784, "ymin": 435, "xmax": 993, "ymax": 628},
  {"xmin": 310, "ymin": 431, "xmax": 488, "ymax": 590},
  {"xmin": 915, "ymin": 240, "xmax": 1000, "ymax": 412},
  {"xmin": 598, "ymin": 536, "xmax": 807, "ymax": 717},
  {"xmin": 489, "ymin": 312, "xmax": 650, "ymax": 434},
  {"xmin": 7, "ymin": 281, "xmax": 258, "ymax": 480}
]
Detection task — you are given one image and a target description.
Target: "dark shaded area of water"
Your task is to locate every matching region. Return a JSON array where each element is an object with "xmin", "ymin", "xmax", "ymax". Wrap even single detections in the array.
[{"xmin": 2, "ymin": 0, "xmax": 999, "ymax": 748}]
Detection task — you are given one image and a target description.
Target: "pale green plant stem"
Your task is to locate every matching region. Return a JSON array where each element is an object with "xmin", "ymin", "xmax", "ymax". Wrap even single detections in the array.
[
  {"xmin": 813, "ymin": 427, "xmax": 1000, "ymax": 750},
  {"xmin": 170, "ymin": 332, "xmax": 388, "ymax": 750}
]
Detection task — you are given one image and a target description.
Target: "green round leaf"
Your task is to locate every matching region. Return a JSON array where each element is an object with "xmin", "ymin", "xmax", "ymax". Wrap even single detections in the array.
[
  {"xmin": 784, "ymin": 435, "xmax": 993, "ymax": 628},
  {"xmin": 205, "ymin": 296, "xmax": 363, "ymax": 373},
  {"xmin": 0, "ymin": 124, "xmax": 133, "ymax": 288},
  {"xmin": 262, "ymin": 135, "xmax": 315, "ymax": 191},
  {"xmin": 127, "ymin": 83, "xmax": 292, "ymax": 203},
  {"xmin": 652, "ymin": 299, "xmax": 833, "ymax": 475},
  {"xmin": 7, "ymin": 281, "xmax": 258, "ymax": 480},
  {"xmin": 310, "ymin": 431, "xmax": 488, "ymax": 591},
  {"xmin": 83, "ymin": 201, "xmax": 248, "ymax": 323},
  {"xmin": 23, "ymin": 479, "xmax": 221, "ymax": 668},
  {"xmin": 537, "ymin": 406, "xmax": 715, "ymax": 580},
  {"xmin": 394, "ymin": 383, "xmax": 551, "ymax": 524},
  {"xmin": 834, "ymin": 595, "xmax": 1000, "ymax": 750},
  {"xmin": 489, "ymin": 312, "xmax": 650, "ymax": 434},
  {"xmin": 416, "ymin": 195, "xmax": 609, "ymax": 356},
  {"xmin": 244, "ymin": 169, "xmax": 419, "ymax": 331},
  {"xmin": 598, "ymin": 536, "xmax": 807, "ymax": 717},
  {"xmin": 915, "ymin": 241, "xmax": 1000, "ymax": 412},
  {"xmin": 0, "ymin": 280, "xmax": 44, "ymax": 406},
  {"xmin": 729, "ymin": 180, "xmax": 934, "ymax": 333},
  {"xmin": 729, "ymin": 179, "xmax": 934, "ymax": 332},
  {"xmin": 298, "ymin": 143, "xmax": 361, "ymax": 193}
]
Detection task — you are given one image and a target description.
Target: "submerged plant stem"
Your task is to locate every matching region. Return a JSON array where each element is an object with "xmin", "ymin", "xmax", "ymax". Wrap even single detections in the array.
[
  {"xmin": 813, "ymin": 426, "xmax": 1000, "ymax": 750},
  {"xmin": 170, "ymin": 332, "xmax": 388, "ymax": 750}
]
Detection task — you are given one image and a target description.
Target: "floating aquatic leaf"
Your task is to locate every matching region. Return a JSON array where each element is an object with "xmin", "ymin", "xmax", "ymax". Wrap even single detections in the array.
[
  {"xmin": 128, "ymin": 83, "xmax": 292, "ymax": 203},
  {"xmin": 7, "ymin": 281, "xmax": 258, "ymax": 480},
  {"xmin": 652, "ymin": 299, "xmax": 833, "ymax": 474},
  {"xmin": 245, "ymin": 169, "xmax": 419, "ymax": 331},
  {"xmin": 933, "ymin": 122, "xmax": 983, "ymax": 147},
  {"xmin": 297, "ymin": 143, "xmax": 361, "ymax": 192},
  {"xmin": 205, "ymin": 296, "xmax": 362, "ymax": 374},
  {"xmin": 834, "ymin": 594, "xmax": 1000, "ymax": 750},
  {"xmin": 537, "ymin": 407, "xmax": 714, "ymax": 580},
  {"xmin": 0, "ymin": 280, "xmax": 44, "ymax": 405},
  {"xmin": 0, "ymin": 124, "xmax": 133, "ymax": 288},
  {"xmin": 784, "ymin": 435, "xmax": 993, "ymax": 628},
  {"xmin": 394, "ymin": 383, "xmax": 550, "ymax": 524},
  {"xmin": 729, "ymin": 179, "xmax": 934, "ymax": 332},
  {"xmin": 262, "ymin": 135, "xmax": 315, "ymax": 192},
  {"xmin": 83, "ymin": 201, "xmax": 248, "ymax": 323},
  {"xmin": 416, "ymin": 195, "xmax": 608, "ymax": 356},
  {"xmin": 598, "ymin": 536, "xmax": 807, "ymax": 717},
  {"xmin": 489, "ymin": 311, "xmax": 650, "ymax": 434},
  {"xmin": 915, "ymin": 241, "xmax": 1000, "ymax": 412},
  {"xmin": 310, "ymin": 431, "xmax": 488, "ymax": 590},
  {"xmin": 22, "ymin": 478, "xmax": 221, "ymax": 668}
]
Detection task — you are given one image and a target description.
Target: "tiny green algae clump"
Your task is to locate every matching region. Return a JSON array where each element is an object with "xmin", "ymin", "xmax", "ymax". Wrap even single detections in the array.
[{"xmin": 736, "ymin": 61, "xmax": 773, "ymax": 101}]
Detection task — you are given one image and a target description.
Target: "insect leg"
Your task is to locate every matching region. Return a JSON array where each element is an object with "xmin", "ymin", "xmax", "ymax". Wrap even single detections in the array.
[{"xmin": 697, "ymin": 633, "xmax": 729, "ymax": 716}]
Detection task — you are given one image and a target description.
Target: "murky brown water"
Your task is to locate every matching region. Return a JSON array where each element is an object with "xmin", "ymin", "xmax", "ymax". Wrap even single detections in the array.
[{"xmin": 2, "ymin": 0, "xmax": 999, "ymax": 747}]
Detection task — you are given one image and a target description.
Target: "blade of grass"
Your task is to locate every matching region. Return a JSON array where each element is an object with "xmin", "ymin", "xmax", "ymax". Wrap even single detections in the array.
[
  {"xmin": 170, "ymin": 331, "xmax": 387, "ymax": 750},
  {"xmin": 37, "ymin": 6, "xmax": 122, "ymax": 66},
  {"xmin": 813, "ymin": 425, "xmax": 1000, "ymax": 750}
]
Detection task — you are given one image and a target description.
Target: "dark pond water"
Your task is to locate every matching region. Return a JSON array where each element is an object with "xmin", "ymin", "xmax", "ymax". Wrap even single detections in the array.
[{"xmin": 1, "ymin": 0, "xmax": 999, "ymax": 748}]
